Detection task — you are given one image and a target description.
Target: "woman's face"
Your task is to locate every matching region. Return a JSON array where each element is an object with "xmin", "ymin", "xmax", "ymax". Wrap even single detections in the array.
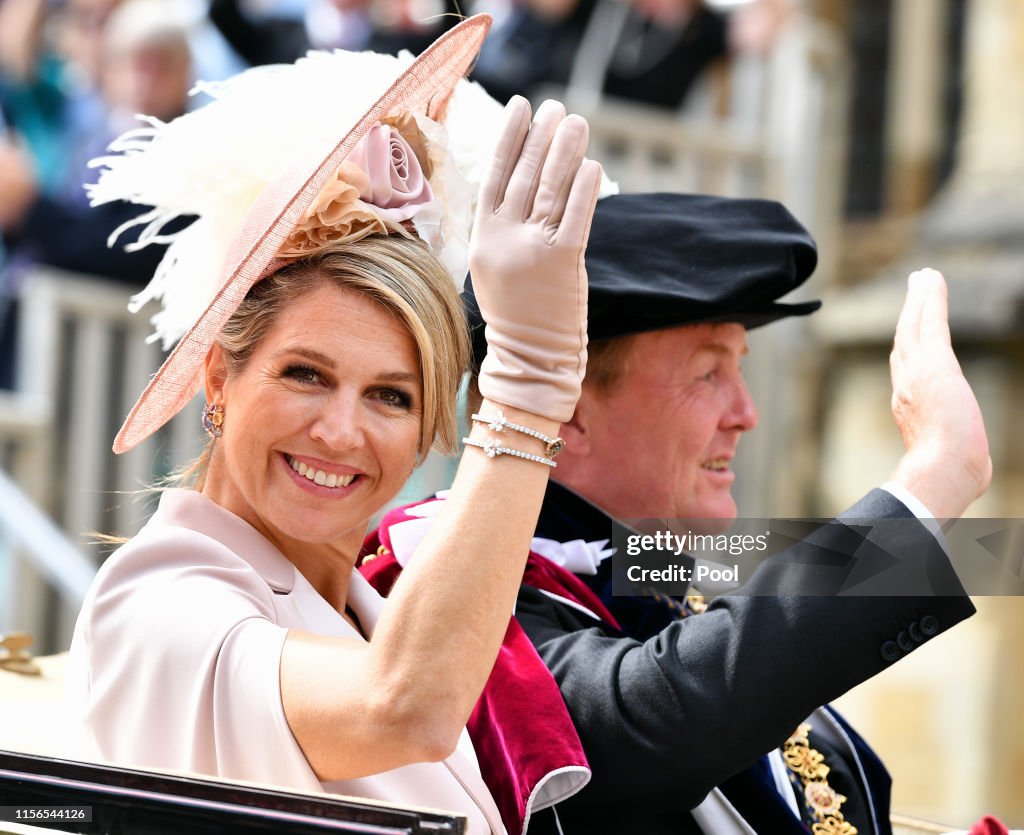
[{"xmin": 204, "ymin": 282, "xmax": 422, "ymax": 551}]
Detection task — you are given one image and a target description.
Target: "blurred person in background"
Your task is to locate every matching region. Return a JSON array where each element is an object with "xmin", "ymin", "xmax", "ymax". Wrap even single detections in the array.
[
  {"xmin": 0, "ymin": 0, "xmax": 120, "ymax": 195},
  {"xmin": 0, "ymin": 0, "xmax": 193, "ymax": 388},
  {"xmin": 207, "ymin": 0, "xmax": 464, "ymax": 68},
  {"xmin": 471, "ymin": 0, "xmax": 791, "ymax": 108}
]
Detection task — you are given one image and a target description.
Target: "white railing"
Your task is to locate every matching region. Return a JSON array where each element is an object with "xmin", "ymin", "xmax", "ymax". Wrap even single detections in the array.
[
  {"xmin": 0, "ymin": 470, "xmax": 95, "ymax": 619},
  {"xmin": 1, "ymin": 269, "xmax": 206, "ymax": 650}
]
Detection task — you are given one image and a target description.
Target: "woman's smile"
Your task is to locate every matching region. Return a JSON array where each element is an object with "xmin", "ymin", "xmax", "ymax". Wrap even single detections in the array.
[
  {"xmin": 202, "ymin": 282, "xmax": 422, "ymax": 552},
  {"xmin": 283, "ymin": 452, "xmax": 360, "ymax": 492}
]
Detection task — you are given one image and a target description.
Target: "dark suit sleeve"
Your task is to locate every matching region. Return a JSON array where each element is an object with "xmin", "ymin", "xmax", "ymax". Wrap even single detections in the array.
[{"xmin": 515, "ymin": 489, "xmax": 975, "ymax": 810}]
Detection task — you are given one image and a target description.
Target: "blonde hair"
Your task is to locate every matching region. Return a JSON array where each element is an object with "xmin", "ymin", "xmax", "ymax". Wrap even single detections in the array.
[{"xmin": 177, "ymin": 234, "xmax": 469, "ymax": 488}]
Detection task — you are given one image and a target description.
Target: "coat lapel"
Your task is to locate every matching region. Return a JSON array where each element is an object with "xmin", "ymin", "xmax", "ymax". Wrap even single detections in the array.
[{"xmin": 443, "ymin": 749, "xmax": 508, "ymax": 835}]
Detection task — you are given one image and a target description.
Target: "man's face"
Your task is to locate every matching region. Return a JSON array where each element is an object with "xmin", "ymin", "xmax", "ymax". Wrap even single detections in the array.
[{"xmin": 571, "ymin": 323, "xmax": 758, "ymax": 525}]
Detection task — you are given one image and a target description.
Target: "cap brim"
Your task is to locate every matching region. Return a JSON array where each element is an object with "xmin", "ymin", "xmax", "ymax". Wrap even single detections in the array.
[
  {"xmin": 586, "ymin": 298, "xmax": 824, "ymax": 341},
  {"xmin": 114, "ymin": 15, "xmax": 492, "ymax": 453},
  {"xmin": 465, "ymin": 282, "xmax": 821, "ymax": 371}
]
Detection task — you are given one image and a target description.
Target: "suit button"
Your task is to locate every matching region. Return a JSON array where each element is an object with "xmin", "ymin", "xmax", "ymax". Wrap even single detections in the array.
[
  {"xmin": 908, "ymin": 622, "xmax": 924, "ymax": 643},
  {"xmin": 881, "ymin": 641, "xmax": 900, "ymax": 662},
  {"xmin": 897, "ymin": 631, "xmax": 915, "ymax": 653},
  {"xmin": 920, "ymin": 615, "xmax": 939, "ymax": 637}
]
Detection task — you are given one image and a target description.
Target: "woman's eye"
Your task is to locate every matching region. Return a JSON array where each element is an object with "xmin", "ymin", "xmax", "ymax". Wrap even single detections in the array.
[
  {"xmin": 284, "ymin": 365, "xmax": 321, "ymax": 384},
  {"xmin": 376, "ymin": 388, "xmax": 413, "ymax": 409},
  {"xmin": 699, "ymin": 368, "xmax": 718, "ymax": 383}
]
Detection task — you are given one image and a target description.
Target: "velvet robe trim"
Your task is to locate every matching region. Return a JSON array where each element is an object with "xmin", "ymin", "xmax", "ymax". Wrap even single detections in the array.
[{"xmin": 359, "ymin": 499, "xmax": 604, "ymax": 835}]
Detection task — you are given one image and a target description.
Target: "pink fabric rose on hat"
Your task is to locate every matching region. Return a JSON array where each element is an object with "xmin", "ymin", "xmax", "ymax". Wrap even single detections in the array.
[
  {"xmin": 348, "ymin": 121, "xmax": 434, "ymax": 222},
  {"xmin": 277, "ymin": 118, "xmax": 435, "ymax": 257}
]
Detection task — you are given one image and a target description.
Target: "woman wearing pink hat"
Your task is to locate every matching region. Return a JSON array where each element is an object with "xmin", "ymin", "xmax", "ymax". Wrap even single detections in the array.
[{"xmin": 65, "ymin": 16, "xmax": 603, "ymax": 833}]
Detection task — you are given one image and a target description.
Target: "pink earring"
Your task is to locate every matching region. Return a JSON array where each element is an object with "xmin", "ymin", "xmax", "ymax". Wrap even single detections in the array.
[{"xmin": 202, "ymin": 403, "xmax": 224, "ymax": 438}]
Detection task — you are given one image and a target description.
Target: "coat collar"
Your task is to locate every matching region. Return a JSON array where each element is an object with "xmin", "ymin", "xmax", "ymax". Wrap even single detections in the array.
[
  {"xmin": 153, "ymin": 489, "xmax": 296, "ymax": 593},
  {"xmin": 535, "ymin": 481, "xmax": 617, "ymax": 544}
]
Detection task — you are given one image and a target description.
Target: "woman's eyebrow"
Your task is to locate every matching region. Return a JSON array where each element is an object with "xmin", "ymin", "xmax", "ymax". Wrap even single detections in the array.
[
  {"xmin": 272, "ymin": 347, "xmax": 420, "ymax": 383},
  {"xmin": 272, "ymin": 346, "xmax": 337, "ymax": 367},
  {"xmin": 377, "ymin": 371, "xmax": 421, "ymax": 384}
]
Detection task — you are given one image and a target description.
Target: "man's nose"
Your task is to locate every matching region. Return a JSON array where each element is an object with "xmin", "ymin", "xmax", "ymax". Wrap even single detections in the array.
[{"xmin": 726, "ymin": 376, "xmax": 759, "ymax": 432}]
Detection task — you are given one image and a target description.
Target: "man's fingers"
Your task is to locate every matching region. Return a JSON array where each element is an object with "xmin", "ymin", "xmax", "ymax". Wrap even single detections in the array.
[
  {"xmin": 500, "ymin": 99, "xmax": 565, "ymax": 220},
  {"xmin": 916, "ymin": 267, "xmax": 953, "ymax": 347},
  {"xmin": 531, "ymin": 114, "xmax": 588, "ymax": 228},
  {"xmin": 477, "ymin": 96, "xmax": 532, "ymax": 215},
  {"xmin": 893, "ymin": 269, "xmax": 929, "ymax": 355}
]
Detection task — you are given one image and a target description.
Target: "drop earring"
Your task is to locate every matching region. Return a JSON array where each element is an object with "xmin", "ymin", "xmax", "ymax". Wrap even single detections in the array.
[{"xmin": 202, "ymin": 403, "xmax": 224, "ymax": 438}]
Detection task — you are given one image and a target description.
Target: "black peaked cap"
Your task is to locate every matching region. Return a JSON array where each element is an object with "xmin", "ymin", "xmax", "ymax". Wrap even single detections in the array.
[{"xmin": 463, "ymin": 192, "xmax": 821, "ymax": 368}]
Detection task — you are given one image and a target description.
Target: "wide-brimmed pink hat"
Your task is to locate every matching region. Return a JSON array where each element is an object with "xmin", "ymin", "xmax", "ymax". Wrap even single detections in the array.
[{"xmin": 89, "ymin": 16, "xmax": 494, "ymax": 453}]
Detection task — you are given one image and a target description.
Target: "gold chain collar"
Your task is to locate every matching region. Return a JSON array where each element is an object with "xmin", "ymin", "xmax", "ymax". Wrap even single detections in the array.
[
  {"xmin": 783, "ymin": 723, "xmax": 859, "ymax": 835},
  {"xmin": 657, "ymin": 596, "xmax": 858, "ymax": 835}
]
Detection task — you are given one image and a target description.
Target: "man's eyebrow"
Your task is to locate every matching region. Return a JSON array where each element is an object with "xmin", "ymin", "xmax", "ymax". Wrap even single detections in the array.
[
  {"xmin": 695, "ymin": 342, "xmax": 750, "ymax": 358},
  {"xmin": 271, "ymin": 347, "xmax": 420, "ymax": 382}
]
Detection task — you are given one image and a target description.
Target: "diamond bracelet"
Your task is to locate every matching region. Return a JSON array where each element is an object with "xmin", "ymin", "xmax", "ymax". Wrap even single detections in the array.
[
  {"xmin": 463, "ymin": 437, "xmax": 557, "ymax": 468},
  {"xmin": 470, "ymin": 410, "xmax": 565, "ymax": 459}
]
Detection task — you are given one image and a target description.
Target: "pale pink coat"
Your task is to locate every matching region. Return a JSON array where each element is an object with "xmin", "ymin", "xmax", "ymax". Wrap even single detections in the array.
[{"xmin": 65, "ymin": 488, "xmax": 505, "ymax": 834}]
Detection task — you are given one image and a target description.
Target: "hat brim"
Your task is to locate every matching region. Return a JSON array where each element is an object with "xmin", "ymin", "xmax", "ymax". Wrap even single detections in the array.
[
  {"xmin": 583, "ymin": 298, "xmax": 824, "ymax": 342},
  {"xmin": 113, "ymin": 15, "xmax": 492, "ymax": 453}
]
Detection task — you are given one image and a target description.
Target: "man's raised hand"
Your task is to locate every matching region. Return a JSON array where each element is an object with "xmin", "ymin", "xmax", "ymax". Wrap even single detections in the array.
[{"xmin": 889, "ymin": 268, "xmax": 992, "ymax": 519}]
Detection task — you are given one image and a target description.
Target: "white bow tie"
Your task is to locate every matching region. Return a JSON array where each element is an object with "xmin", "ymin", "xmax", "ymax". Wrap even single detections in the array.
[{"xmin": 530, "ymin": 537, "xmax": 617, "ymax": 575}]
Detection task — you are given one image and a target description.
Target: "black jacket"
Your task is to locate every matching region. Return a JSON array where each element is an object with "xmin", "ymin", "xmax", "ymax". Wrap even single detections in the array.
[{"xmin": 516, "ymin": 481, "xmax": 974, "ymax": 834}]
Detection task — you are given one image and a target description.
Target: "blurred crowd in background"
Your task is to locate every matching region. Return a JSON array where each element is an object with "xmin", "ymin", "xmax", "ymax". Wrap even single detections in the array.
[{"xmin": 0, "ymin": 0, "xmax": 795, "ymax": 389}]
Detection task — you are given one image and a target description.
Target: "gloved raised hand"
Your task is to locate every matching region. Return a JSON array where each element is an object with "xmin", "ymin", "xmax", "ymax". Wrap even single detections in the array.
[{"xmin": 469, "ymin": 96, "xmax": 603, "ymax": 424}]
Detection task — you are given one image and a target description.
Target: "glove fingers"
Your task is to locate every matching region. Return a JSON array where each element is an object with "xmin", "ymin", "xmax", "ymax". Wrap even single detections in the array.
[
  {"xmin": 530, "ymin": 114, "xmax": 589, "ymax": 230},
  {"xmin": 554, "ymin": 157, "xmax": 603, "ymax": 249},
  {"xmin": 477, "ymin": 95, "xmax": 532, "ymax": 216},
  {"xmin": 500, "ymin": 98, "xmax": 566, "ymax": 220}
]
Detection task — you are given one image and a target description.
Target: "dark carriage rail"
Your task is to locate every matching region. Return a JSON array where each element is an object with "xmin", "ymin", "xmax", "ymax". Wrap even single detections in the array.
[{"xmin": 0, "ymin": 750, "xmax": 465, "ymax": 834}]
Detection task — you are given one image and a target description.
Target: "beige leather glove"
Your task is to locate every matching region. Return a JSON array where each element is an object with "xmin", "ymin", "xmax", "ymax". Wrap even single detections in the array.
[{"xmin": 469, "ymin": 96, "xmax": 602, "ymax": 424}]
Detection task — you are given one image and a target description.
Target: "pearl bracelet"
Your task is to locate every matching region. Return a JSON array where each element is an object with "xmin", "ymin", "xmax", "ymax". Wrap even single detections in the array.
[
  {"xmin": 470, "ymin": 410, "xmax": 565, "ymax": 459},
  {"xmin": 463, "ymin": 437, "xmax": 557, "ymax": 468}
]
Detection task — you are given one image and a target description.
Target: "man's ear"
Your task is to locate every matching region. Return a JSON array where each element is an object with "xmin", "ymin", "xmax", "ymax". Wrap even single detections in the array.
[
  {"xmin": 204, "ymin": 344, "xmax": 228, "ymax": 404},
  {"xmin": 557, "ymin": 386, "xmax": 595, "ymax": 459}
]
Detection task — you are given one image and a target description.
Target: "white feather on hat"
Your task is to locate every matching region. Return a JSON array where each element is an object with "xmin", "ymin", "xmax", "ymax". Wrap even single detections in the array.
[{"xmin": 88, "ymin": 42, "xmax": 506, "ymax": 350}]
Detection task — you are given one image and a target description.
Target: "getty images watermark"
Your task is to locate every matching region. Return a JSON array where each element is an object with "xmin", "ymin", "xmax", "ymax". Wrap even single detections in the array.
[
  {"xmin": 623, "ymin": 529, "xmax": 771, "ymax": 586},
  {"xmin": 610, "ymin": 517, "xmax": 1024, "ymax": 598}
]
